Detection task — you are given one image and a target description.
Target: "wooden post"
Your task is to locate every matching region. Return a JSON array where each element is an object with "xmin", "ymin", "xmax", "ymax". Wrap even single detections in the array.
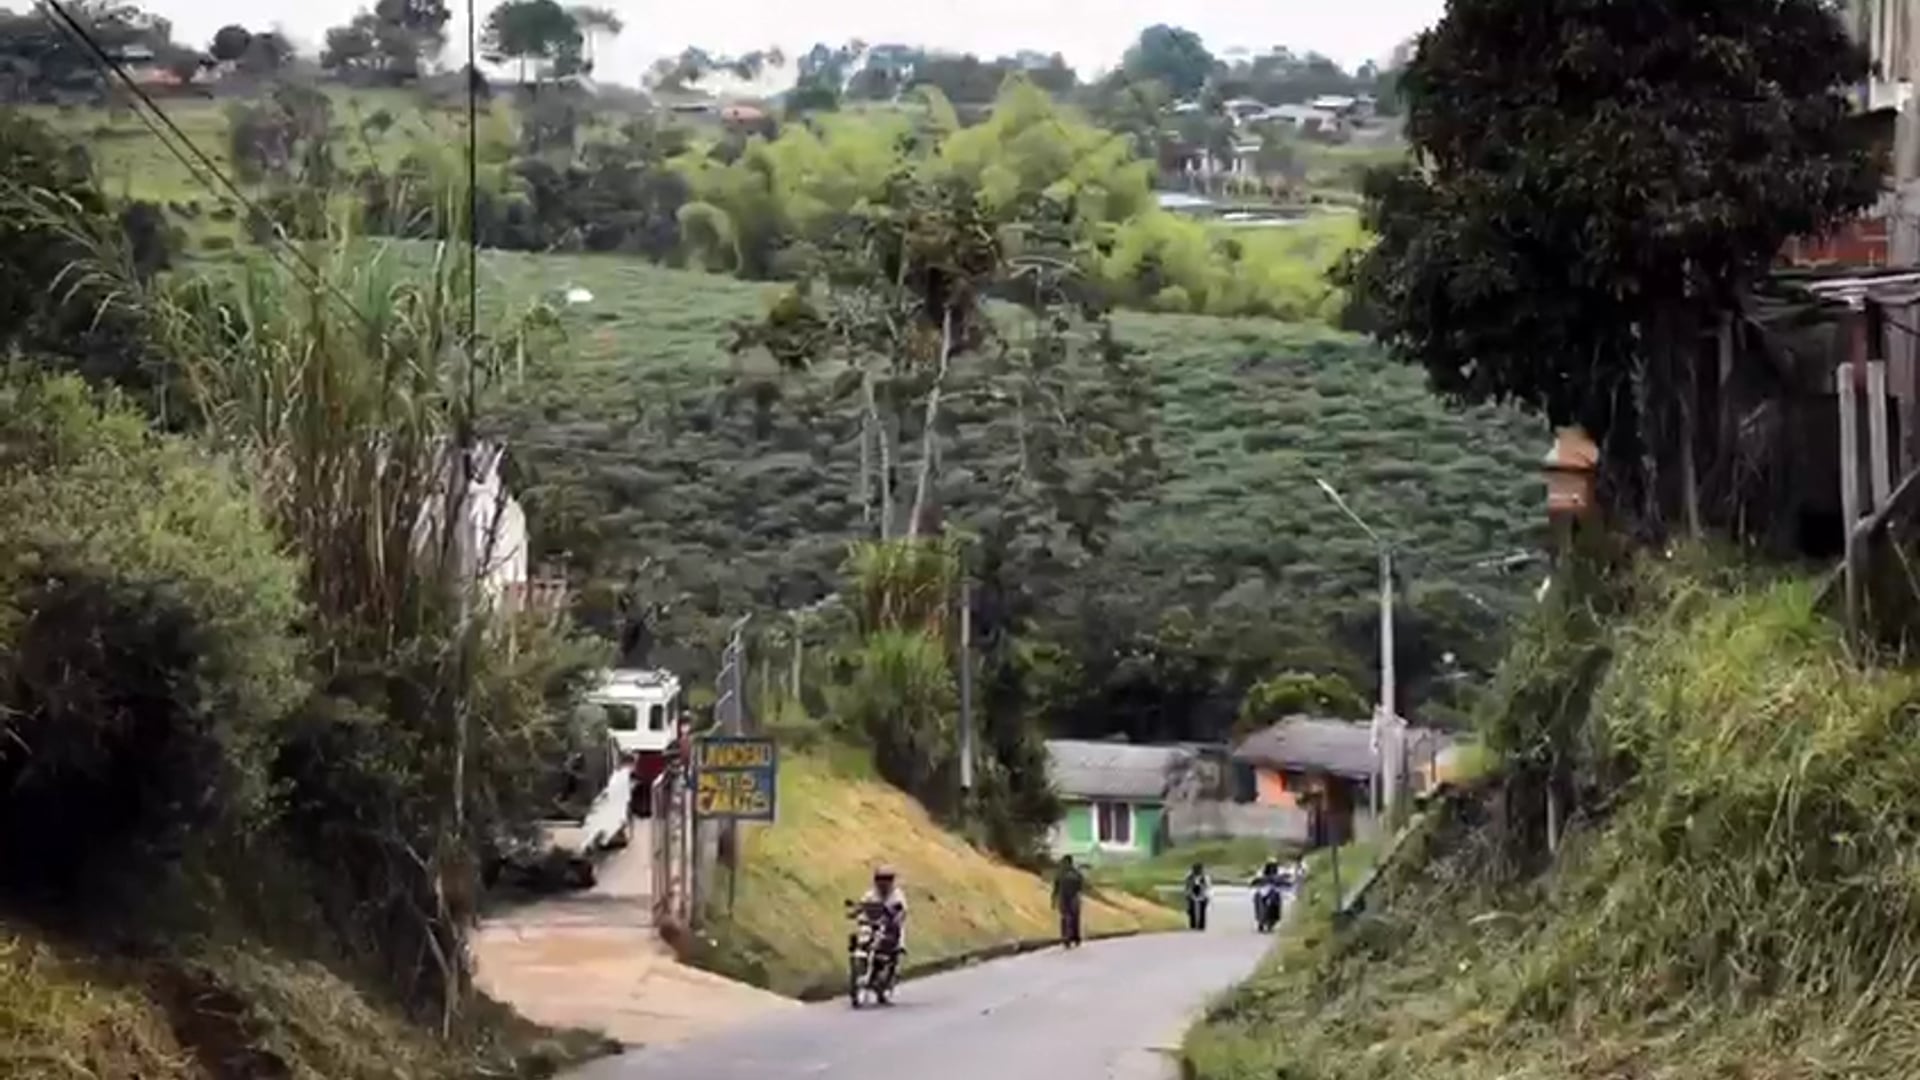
[
  {"xmin": 1870, "ymin": 358, "xmax": 1893, "ymax": 512},
  {"xmin": 1841, "ymin": 301, "xmax": 1867, "ymax": 634}
]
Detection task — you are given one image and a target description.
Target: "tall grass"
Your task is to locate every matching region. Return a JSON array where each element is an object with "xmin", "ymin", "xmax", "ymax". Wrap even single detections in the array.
[
  {"xmin": 1186, "ymin": 554, "xmax": 1920, "ymax": 1079},
  {"xmin": 58, "ymin": 191, "xmax": 598, "ymax": 1028}
]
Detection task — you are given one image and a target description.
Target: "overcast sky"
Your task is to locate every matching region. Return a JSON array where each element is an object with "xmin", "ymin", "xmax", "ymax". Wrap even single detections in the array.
[{"xmin": 140, "ymin": 1, "xmax": 1442, "ymax": 86}]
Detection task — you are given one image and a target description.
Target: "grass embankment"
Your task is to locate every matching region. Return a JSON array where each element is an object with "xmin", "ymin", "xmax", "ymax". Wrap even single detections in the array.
[
  {"xmin": 0, "ymin": 920, "xmax": 611, "ymax": 1080},
  {"xmin": 694, "ymin": 746, "xmax": 1178, "ymax": 997},
  {"xmin": 1186, "ymin": 562, "xmax": 1920, "ymax": 1078}
]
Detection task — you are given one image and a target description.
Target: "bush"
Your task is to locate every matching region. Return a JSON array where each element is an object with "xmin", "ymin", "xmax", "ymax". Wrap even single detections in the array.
[
  {"xmin": 0, "ymin": 374, "xmax": 306, "ymax": 903},
  {"xmin": 832, "ymin": 630, "xmax": 961, "ymax": 818}
]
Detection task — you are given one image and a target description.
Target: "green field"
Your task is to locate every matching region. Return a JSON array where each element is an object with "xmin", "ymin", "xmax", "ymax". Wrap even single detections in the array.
[{"xmin": 473, "ymin": 247, "xmax": 1544, "ymax": 687}]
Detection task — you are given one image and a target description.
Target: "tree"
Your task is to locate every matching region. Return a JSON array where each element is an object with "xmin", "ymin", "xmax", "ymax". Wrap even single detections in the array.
[
  {"xmin": 210, "ymin": 24, "xmax": 252, "ymax": 62},
  {"xmin": 482, "ymin": 0, "xmax": 583, "ymax": 84},
  {"xmin": 322, "ymin": 1, "xmax": 448, "ymax": 83},
  {"xmin": 569, "ymin": 4, "xmax": 621, "ymax": 70},
  {"xmin": 911, "ymin": 52, "xmax": 1011, "ymax": 105},
  {"xmin": 1121, "ymin": 24, "xmax": 1215, "ymax": 100},
  {"xmin": 648, "ymin": 45, "xmax": 785, "ymax": 91},
  {"xmin": 1341, "ymin": 0, "xmax": 1881, "ymax": 532},
  {"xmin": 238, "ymin": 31, "xmax": 292, "ymax": 75},
  {"xmin": 321, "ymin": 18, "xmax": 378, "ymax": 75}
]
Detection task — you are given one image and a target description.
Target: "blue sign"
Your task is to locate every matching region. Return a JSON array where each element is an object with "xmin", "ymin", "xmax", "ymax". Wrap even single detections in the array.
[{"xmin": 692, "ymin": 736, "xmax": 778, "ymax": 822}]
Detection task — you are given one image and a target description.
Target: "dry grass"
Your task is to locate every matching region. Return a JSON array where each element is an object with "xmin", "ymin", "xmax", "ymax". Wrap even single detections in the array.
[
  {"xmin": 0, "ymin": 918, "xmax": 612, "ymax": 1080},
  {"xmin": 697, "ymin": 748, "xmax": 1178, "ymax": 996}
]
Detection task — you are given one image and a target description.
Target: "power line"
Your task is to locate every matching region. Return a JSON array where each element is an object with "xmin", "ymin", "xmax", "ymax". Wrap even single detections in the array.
[{"xmin": 36, "ymin": 0, "xmax": 376, "ymax": 331}]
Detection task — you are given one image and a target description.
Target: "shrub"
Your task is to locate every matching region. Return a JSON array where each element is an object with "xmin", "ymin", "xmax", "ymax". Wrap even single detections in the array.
[
  {"xmin": 0, "ymin": 373, "xmax": 306, "ymax": 903},
  {"xmin": 832, "ymin": 630, "xmax": 961, "ymax": 819}
]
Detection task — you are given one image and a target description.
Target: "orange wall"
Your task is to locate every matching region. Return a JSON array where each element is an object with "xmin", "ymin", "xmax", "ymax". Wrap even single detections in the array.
[{"xmin": 1254, "ymin": 767, "xmax": 1297, "ymax": 808}]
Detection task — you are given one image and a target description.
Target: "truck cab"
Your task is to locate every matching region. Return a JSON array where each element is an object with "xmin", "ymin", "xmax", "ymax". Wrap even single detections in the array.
[{"xmin": 579, "ymin": 668, "xmax": 685, "ymax": 817}]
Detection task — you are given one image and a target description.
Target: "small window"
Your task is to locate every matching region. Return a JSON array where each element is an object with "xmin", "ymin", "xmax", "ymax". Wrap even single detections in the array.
[
  {"xmin": 648, "ymin": 703, "xmax": 665, "ymax": 731},
  {"xmin": 1095, "ymin": 801, "xmax": 1133, "ymax": 847},
  {"xmin": 603, "ymin": 704, "xmax": 639, "ymax": 731}
]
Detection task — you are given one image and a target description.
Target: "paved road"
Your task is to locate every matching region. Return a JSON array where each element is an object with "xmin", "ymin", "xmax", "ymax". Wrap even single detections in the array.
[{"xmin": 570, "ymin": 886, "xmax": 1271, "ymax": 1080}]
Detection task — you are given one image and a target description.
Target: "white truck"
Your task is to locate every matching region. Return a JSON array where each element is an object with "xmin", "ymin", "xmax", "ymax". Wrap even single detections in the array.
[{"xmin": 578, "ymin": 668, "xmax": 686, "ymax": 819}]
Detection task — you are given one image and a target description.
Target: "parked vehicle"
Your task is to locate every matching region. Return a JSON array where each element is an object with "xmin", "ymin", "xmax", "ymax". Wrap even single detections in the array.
[
  {"xmin": 483, "ymin": 733, "xmax": 632, "ymax": 892},
  {"xmin": 846, "ymin": 898, "xmax": 902, "ymax": 1008}
]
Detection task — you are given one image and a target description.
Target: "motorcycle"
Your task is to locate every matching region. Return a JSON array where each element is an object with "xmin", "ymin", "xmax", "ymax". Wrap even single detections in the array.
[
  {"xmin": 1252, "ymin": 880, "xmax": 1284, "ymax": 933},
  {"xmin": 845, "ymin": 899, "xmax": 902, "ymax": 1008}
]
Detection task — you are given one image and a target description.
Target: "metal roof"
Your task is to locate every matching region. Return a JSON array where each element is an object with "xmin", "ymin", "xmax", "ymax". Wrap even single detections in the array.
[
  {"xmin": 1233, "ymin": 716, "xmax": 1457, "ymax": 780},
  {"xmin": 1233, "ymin": 717, "xmax": 1377, "ymax": 778},
  {"xmin": 1044, "ymin": 740, "xmax": 1192, "ymax": 802}
]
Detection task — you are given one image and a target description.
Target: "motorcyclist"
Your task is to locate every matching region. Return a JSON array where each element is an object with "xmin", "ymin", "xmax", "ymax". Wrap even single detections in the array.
[
  {"xmin": 1250, "ymin": 859, "xmax": 1285, "ymax": 926},
  {"xmin": 858, "ymin": 864, "xmax": 909, "ymax": 956},
  {"xmin": 1182, "ymin": 862, "xmax": 1211, "ymax": 931}
]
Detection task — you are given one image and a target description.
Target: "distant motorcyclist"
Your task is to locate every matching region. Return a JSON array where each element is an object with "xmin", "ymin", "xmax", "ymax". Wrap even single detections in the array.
[
  {"xmin": 859, "ymin": 865, "xmax": 909, "ymax": 954},
  {"xmin": 1182, "ymin": 862, "xmax": 1212, "ymax": 931},
  {"xmin": 1052, "ymin": 855, "xmax": 1086, "ymax": 948},
  {"xmin": 1250, "ymin": 860, "xmax": 1285, "ymax": 931}
]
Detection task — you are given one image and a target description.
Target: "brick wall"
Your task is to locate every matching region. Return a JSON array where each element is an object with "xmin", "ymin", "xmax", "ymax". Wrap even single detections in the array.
[{"xmin": 1779, "ymin": 213, "xmax": 1891, "ymax": 269}]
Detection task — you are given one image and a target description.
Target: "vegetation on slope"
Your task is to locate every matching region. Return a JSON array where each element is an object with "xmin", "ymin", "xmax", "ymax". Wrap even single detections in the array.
[
  {"xmin": 0, "ymin": 114, "xmax": 614, "ymax": 1077},
  {"xmin": 1186, "ymin": 556, "xmax": 1920, "ymax": 1078},
  {"xmin": 695, "ymin": 747, "xmax": 1177, "ymax": 997},
  {"xmin": 0, "ymin": 920, "xmax": 610, "ymax": 1080},
  {"xmin": 485, "ymin": 250, "xmax": 1541, "ymax": 741}
]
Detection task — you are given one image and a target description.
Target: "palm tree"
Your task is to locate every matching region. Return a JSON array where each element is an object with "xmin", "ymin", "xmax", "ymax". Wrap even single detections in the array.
[{"xmin": 570, "ymin": 5, "xmax": 622, "ymax": 72}]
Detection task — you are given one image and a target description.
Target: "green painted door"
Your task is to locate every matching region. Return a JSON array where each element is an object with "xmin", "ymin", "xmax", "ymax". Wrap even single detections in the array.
[
  {"xmin": 1134, "ymin": 803, "xmax": 1165, "ymax": 854},
  {"xmin": 1063, "ymin": 800, "xmax": 1095, "ymax": 853}
]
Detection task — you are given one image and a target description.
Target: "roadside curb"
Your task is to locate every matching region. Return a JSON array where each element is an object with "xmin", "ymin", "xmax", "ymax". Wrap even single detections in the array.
[{"xmin": 792, "ymin": 928, "xmax": 1150, "ymax": 1003}]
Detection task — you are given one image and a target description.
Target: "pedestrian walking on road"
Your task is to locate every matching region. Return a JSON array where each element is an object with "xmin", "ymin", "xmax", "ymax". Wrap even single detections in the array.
[
  {"xmin": 1052, "ymin": 855, "xmax": 1086, "ymax": 948},
  {"xmin": 1183, "ymin": 863, "xmax": 1211, "ymax": 931}
]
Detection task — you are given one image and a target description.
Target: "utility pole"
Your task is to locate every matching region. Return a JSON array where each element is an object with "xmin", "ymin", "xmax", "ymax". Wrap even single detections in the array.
[
  {"xmin": 1378, "ymin": 546, "xmax": 1399, "ymax": 817},
  {"xmin": 1316, "ymin": 477, "xmax": 1402, "ymax": 819},
  {"xmin": 958, "ymin": 581, "xmax": 975, "ymax": 796}
]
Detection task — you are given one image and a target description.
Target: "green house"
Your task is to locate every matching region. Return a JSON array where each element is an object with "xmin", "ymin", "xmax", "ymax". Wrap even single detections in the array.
[{"xmin": 1044, "ymin": 740, "xmax": 1186, "ymax": 864}]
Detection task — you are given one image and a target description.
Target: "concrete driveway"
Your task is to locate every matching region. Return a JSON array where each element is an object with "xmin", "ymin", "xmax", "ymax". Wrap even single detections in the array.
[
  {"xmin": 473, "ymin": 827, "xmax": 796, "ymax": 1047},
  {"xmin": 567, "ymin": 885, "xmax": 1269, "ymax": 1080}
]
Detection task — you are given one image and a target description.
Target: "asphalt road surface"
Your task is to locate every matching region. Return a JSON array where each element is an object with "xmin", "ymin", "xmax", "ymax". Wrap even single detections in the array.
[{"xmin": 570, "ymin": 886, "xmax": 1270, "ymax": 1080}]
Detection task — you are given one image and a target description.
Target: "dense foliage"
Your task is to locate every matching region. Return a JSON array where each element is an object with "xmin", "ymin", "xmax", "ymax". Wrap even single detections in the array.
[
  {"xmin": 0, "ymin": 117, "xmax": 605, "ymax": 1043},
  {"xmin": 0, "ymin": 373, "xmax": 305, "ymax": 900},
  {"xmin": 1342, "ymin": 0, "xmax": 1880, "ymax": 526},
  {"xmin": 482, "ymin": 250, "xmax": 1541, "ymax": 748}
]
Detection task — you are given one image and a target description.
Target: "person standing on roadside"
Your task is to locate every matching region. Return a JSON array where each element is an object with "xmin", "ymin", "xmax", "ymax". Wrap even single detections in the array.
[
  {"xmin": 1052, "ymin": 855, "xmax": 1086, "ymax": 948},
  {"xmin": 1183, "ymin": 862, "xmax": 1212, "ymax": 931}
]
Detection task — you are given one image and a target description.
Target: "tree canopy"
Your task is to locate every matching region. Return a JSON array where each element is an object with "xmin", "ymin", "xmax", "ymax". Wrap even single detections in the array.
[
  {"xmin": 1341, "ymin": 0, "xmax": 1881, "ymax": 521},
  {"xmin": 1121, "ymin": 24, "xmax": 1216, "ymax": 99}
]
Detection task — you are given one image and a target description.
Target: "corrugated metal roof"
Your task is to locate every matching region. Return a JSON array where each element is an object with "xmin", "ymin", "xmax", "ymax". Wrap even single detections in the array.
[
  {"xmin": 1233, "ymin": 717, "xmax": 1376, "ymax": 778},
  {"xmin": 1233, "ymin": 716, "xmax": 1457, "ymax": 779},
  {"xmin": 1044, "ymin": 740, "xmax": 1191, "ymax": 801}
]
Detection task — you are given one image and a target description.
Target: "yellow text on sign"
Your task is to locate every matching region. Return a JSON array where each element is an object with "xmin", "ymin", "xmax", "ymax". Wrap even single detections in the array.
[
  {"xmin": 696, "ymin": 741, "xmax": 774, "ymax": 770},
  {"xmin": 695, "ymin": 770, "xmax": 772, "ymax": 817}
]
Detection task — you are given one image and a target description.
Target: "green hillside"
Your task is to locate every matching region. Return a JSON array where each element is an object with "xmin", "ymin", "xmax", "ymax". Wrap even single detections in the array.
[{"xmin": 479, "ymin": 250, "xmax": 1545, "ymax": 723}]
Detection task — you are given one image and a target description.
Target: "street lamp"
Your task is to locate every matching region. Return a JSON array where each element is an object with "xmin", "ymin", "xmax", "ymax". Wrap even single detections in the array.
[{"xmin": 1313, "ymin": 477, "xmax": 1403, "ymax": 819}]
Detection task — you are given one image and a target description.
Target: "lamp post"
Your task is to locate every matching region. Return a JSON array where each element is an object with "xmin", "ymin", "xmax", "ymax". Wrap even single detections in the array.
[{"xmin": 1314, "ymin": 477, "xmax": 1402, "ymax": 819}]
